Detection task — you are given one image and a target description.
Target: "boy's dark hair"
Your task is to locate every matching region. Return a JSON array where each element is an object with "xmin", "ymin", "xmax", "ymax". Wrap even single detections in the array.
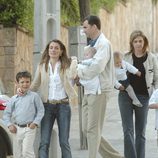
[
  {"xmin": 16, "ymin": 71, "xmax": 32, "ymax": 82},
  {"xmin": 83, "ymin": 15, "xmax": 101, "ymax": 30}
]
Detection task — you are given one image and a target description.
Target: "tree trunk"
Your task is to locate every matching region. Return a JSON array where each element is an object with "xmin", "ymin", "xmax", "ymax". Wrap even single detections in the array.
[{"xmin": 78, "ymin": 0, "xmax": 90, "ymax": 23}]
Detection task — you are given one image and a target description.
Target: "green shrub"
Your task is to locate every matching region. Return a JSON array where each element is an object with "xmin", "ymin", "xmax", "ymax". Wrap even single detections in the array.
[
  {"xmin": 0, "ymin": 0, "xmax": 34, "ymax": 33},
  {"xmin": 91, "ymin": 0, "xmax": 118, "ymax": 14},
  {"xmin": 61, "ymin": 0, "xmax": 80, "ymax": 26}
]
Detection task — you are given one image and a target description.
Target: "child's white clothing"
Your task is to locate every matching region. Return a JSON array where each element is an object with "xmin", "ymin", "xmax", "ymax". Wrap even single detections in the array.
[
  {"xmin": 115, "ymin": 60, "xmax": 142, "ymax": 107},
  {"xmin": 78, "ymin": 58, "xmax": 101, "ymax": 95},
  {"xmin": 149, "ymin": 89, "xmax": 158, "ymax": 130},
  {"xmin": 115, "ymin": 60, "xmax": 138, "ymax": 88}
]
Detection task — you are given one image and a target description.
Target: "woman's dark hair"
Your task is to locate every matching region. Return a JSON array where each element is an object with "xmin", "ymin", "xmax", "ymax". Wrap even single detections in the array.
[
  {"xmin": 40, "ymin": 39, "xmax": 71, "ymax": 72},
  {"xmin": 83, "ymin": 15, "xmax": 101, "ymax": 30}
]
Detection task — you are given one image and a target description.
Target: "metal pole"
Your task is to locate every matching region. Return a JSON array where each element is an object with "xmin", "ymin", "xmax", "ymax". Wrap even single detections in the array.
[
  {"xmin": 34, "ymin": 0, "xmax": 61, "ymax": 157},
  {"xmin": 68, "ymin": 26, "xmax": 88, "ymax": 149},
  {"xmin": 78, "ymin": 86, "xmax": 88, "ymax": 149}
]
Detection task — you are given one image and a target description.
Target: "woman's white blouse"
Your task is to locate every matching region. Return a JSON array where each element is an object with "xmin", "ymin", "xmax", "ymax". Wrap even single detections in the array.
[{"xmin": 48, "ymin": 61, "xmax": 67, "ymax": 100}]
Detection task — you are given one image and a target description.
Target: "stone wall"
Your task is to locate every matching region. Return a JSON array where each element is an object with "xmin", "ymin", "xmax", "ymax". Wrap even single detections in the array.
[
  {"xmin": 61, "ymin": 0, "xmax": 158, "ymax": 54},
  {"xmin": 0, "ymin": 26, "xmax": 33, "ymax": 96},
  {"xmin": 99, "ymin": 0, "xmax": 158, "ymax": 53}
]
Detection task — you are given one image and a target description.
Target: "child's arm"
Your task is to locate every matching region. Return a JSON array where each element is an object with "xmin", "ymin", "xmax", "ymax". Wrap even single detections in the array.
[
  {"xmin": 2, "ymin": 97, "xmax": 17, "ymax": 133},
  {"xmin": 149, "ymin": 90, "xmax": 158, "ymax": 109},
  {"xmin": 114, "ymin": 80, "xmax": 125, "ymax": 90},
  {"xmin": 124, "ymin": 60, "xmax": 141, "ymax": 75},
  {"xmin": 32, "ymin": 93, "xmax": 45, "ymax": 128},
  {"xmin": 81, "ymin": 58, "xmax": 93, "ymax": 66}
]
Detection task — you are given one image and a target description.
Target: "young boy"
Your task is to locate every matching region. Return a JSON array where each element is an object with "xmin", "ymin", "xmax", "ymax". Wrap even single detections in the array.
[
  {"xmin": 114, "ymin": 51, "xmax": 142, "ymax": 107},
  {"xmin": 77, "ymin": 46, "xmax": 101, "ymax": 94},
  {"xmin": 3, "ymin": 70, "xmax": 44, "ymax": 158}
]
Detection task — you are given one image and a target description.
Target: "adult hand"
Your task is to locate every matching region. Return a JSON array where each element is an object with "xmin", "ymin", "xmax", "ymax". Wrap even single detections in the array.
[
  {"xmin": 71, "ymin": 56, "xmax": 78, "ymax": 60},
  {"xmin": 17, "ymin": 88, "xmax": 24, "ymax": 96},
  {"xmin": 148, "ymin": 103, "xmax": 158, "ymax": 109},
  {"xmin": 8, "ymin": 125, "xmax": 17, "ymax": 133},
  {"xmin": 136, "ymin": 71, "xmax": 141, "ymax": 77},
  {"xmin": 74, "ymin": 75, "xmax": 81, "ymax": 86}
]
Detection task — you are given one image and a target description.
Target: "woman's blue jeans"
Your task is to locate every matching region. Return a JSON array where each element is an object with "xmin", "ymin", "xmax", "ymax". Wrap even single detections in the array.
[
  {"xmin": 118, "ymin": 91, "xmax": 149, "ymax": 158},
  {"xmin": 39, "ymin": 103, "xmax": 72, "ymax": 158}
]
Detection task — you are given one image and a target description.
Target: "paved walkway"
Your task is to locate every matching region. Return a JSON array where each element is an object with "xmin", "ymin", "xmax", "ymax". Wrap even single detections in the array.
[{"xmin": 69, "ymin": 90, "xmax": 158, "ymax": 158}]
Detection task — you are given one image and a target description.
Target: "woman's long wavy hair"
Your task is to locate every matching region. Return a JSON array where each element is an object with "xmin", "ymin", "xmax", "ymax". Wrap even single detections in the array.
[
  {"xmin": 40, "ymin": 39, "xmax": 71, "ymax": 72},
  {"xmin": 129, "ymin": 30, "xmax": 149, "ymax": 54}
]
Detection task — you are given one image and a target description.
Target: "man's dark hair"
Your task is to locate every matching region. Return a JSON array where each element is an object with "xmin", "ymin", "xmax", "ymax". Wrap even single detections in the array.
[
  {"xmin": 83, "ymin": 15, "xmax": 101, "ymax": 30},
  {"xmin": 16, "ymin": 70, "xmax": 32, "ymax": 82}
]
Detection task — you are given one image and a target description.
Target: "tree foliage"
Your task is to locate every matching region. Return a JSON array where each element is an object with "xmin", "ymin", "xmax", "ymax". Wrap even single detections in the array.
[
  {"xmin": 0, "ymin": 0, "xmax": 157, "ymax": 33},
  {"xmin": 90, "ymin": 0, "xmax": 118, "ymax": 14},
  {"xmin": 0, "ymin": 0, "xmax": 34, "ymax": 32},
  {"xmin": 152, "ymin": 0, "xmax": 158, "ymax": 4},
  {"xmin": 61, "ymin": 0, "xmax": 80, "ymax": 26},
  {"xmin": 61, "ymin": 0, "xmax": 118, "ymax": 26}
]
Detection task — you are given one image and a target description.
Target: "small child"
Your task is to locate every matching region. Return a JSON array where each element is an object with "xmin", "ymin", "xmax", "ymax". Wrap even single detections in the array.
[
  {"xmin": 148, "ymin": 89, "xmax": 158, "ymax": 143},
  {"xmin": 3, "ymin": 70, "xmax": 44, "ymax": 158},
  {"xmin": 114, "ymin": 51, "xmax": 142, "ymax": 107},
  {"xmin": 77, "ymin": 46, "xmax": 101, "ymax": 94}
]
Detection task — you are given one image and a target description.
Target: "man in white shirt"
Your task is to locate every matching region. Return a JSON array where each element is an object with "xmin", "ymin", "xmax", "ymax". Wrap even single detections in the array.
[{"xmin": 76, "ymin": 15, "xmax": 124, "ymax": 158}]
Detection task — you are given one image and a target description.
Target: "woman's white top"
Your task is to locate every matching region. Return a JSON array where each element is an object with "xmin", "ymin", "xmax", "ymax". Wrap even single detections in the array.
[{"xmin": 48, "ymin": 61, "xmax": 67, "ymax": 100}]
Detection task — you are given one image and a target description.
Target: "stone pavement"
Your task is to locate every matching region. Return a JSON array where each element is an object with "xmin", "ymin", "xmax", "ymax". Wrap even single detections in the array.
[{"xmin": 69, "ymin": 90, "xmax": 158, "ymax": 158}]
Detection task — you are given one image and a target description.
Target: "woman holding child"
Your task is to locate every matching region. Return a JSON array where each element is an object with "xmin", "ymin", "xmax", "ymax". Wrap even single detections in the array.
[{"xmin": 118, "ymin": 30, "xmax": 158, "ymax": 158}]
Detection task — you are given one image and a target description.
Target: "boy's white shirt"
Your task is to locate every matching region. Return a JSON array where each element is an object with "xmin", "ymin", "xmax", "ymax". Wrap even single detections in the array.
[{"xmin": 149, "ymin": 89, "xmax": 158, "ymax": 129}]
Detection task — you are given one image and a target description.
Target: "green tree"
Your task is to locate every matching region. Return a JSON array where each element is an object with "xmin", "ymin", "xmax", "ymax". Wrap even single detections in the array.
[
  {"xmin": 0, "ymin": 0, "xmax": 157, "ymax": 33},
  {"xmin": 0, "ymin": 0, "xmax": 33, "ymax": 32},
  {"xmin": 152, "ymin": 0, "xmax": 158, "ymax": 4},
  {"xmin": 61, "ymin": 0, "xmax": 80, "ymax": 26}
]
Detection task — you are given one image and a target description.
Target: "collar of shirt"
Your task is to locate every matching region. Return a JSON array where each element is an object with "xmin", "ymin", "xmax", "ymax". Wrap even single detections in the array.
[
  {"xmin": 88, "ymin": 36, "xmax": 99, "ymax": 47},
  {"xmin": 48, "ymin": 61, "xmax": 61, "ymax": 75},
  {"xmin": 48, "ymin": 61, "xmax": 67, "ymax": 100}
]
